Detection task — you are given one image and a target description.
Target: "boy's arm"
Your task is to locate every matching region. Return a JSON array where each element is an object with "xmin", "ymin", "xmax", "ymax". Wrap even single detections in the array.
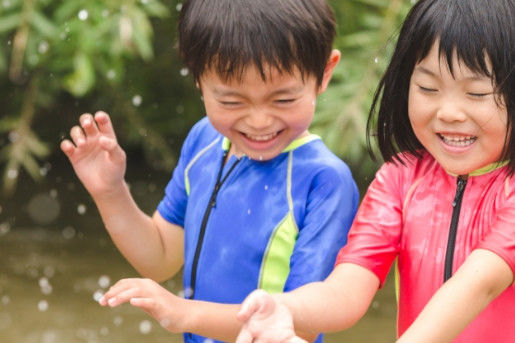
[
  {"xmin": 397, "ymin": 249, "xmax": 513, "ymax": 343},
  {"xmin": 61, "ymin": 111, "xmax": 184, "ymax": 281}
]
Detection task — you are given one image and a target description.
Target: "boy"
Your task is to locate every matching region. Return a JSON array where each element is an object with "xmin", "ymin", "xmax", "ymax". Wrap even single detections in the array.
[{"xmin": 61, "ymin": 0, "xmax": 358, "ymax": 342}]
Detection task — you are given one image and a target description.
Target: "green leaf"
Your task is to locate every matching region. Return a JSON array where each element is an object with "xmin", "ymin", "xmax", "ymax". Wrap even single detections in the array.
[
  {"xmin": 30, "ymin": 10, "xmax": 58, "ymax": 38},
  {"xmin": 130, "ymin": 9, "xmax": 153, "ymax": 60},
  {"xmin": 0, "ymin": 13, "xmax": 22, "ymax": 34},
  {"xmin": 140, "ymin": 0, "xmax": 170, "ymax": 18},
  {"xmin": 63, "ymin": 53, "xmax": 96, "ymax": 96}
]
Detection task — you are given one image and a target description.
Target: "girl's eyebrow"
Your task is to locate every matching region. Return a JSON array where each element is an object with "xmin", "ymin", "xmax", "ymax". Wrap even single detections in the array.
[{"xmin": 414, "ymin": 65, "xmax": 489, "ymax": 81}]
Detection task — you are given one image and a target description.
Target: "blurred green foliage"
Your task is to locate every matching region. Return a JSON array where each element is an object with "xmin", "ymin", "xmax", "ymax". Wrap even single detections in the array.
[{"xmin": 0, "ymin": 0, "xmax": 413, "ymax": 194}]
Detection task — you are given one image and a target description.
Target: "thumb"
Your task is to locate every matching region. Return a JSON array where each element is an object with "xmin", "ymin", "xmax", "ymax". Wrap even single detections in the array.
[{"xmin": 237, "ymin": 290, "xmax": 273, "ymax": 321}]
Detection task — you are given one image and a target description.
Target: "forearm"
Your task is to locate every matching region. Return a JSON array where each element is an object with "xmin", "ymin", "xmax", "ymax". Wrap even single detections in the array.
[
  {"xmin": 181, "ymin": 300, "xmax": 242, "ymax": 341},
  {"xmin": 280, "ymin": 263, "xmax": 379, "ymax": 335},
  {"xmin": 93, "ymin": 182, "xmax": 180, "ymax": 280},
  {"xmin": 398, "ymin": 249, "xmax": 513, "ymax": 343}
]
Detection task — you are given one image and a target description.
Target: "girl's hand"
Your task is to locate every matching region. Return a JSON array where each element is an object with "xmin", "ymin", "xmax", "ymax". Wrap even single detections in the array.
[
  {"xmin": 99, "ymin": 278, "xmax": 187, "ymax": 333},
  {"xmin": 236, "ymin": 290, "xmax": 307, "ymax": 343},
  {"xmin": 61, "ymin": 111, "xmax": 127, "ymax": 198}
]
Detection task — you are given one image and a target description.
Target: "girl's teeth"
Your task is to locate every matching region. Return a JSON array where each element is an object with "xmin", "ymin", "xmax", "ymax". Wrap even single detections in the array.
[{"xmin": 439, "ymin": 134, "xmax": 477, "ymax": 146}]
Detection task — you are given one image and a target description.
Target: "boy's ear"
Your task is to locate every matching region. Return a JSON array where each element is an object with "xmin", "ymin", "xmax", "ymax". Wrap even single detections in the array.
[{"xmin": 317, "ymin": 49, "xmax": 341, "ymax": 94}]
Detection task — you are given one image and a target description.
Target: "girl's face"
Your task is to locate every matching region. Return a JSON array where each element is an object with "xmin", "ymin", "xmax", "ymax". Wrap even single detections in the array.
[{"xmin": 408, "ymin": 42, "xmax": 508, "ymax": 175}]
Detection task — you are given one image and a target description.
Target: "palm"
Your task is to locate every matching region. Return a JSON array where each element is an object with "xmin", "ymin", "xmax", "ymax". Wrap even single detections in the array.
[{"xmin": 61, "ymin": 112, "xmax": 127, "ymax": 197}]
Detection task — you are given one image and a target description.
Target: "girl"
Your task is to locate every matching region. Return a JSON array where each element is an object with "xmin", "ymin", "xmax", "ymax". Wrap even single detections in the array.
[{"xmin": 236, "ymin": 0, "xmax": 515, "ymax": 342}]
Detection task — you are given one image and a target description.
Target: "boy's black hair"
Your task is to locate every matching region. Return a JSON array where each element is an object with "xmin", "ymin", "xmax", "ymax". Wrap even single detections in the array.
[
  {"xmin": 177, "ymin": 0, "xmax": 336, "ymax": 86},
  {"xmin": 367, "ymin": 0, "xmax": 515, "ymax": 174}
]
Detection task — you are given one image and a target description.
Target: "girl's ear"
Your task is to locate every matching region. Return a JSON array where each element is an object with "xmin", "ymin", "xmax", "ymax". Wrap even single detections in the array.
[{"xmin": 317, "ymin": 49, "xmax": 341, "ymax": 94}]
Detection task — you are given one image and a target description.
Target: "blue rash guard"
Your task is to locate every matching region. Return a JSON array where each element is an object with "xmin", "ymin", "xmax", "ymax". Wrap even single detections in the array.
[{"xmin": 157, "ymin": 117, "xmax": 359, "ymax": 342}]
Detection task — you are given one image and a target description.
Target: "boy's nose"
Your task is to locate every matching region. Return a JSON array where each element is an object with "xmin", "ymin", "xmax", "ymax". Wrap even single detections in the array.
[{"xmin": 245, "ymin": 108, "xmax": 274, "ymax": 129}]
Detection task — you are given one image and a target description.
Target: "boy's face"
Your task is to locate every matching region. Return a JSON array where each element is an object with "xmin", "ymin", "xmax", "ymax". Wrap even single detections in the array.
[{"xmin": 198, "ymin": 64, "xmax": 328, "ymax": 161}]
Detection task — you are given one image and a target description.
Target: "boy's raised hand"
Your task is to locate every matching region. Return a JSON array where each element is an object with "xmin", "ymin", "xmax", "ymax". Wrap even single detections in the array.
[
  {"xmin": 236, "ymin": 290, "xmax": 307, "ymax": 343},
  {"xmin": 99, "ymin": 278, "xmax": 188, "ymax": 333},
  {"xmin": 61, "ymin": 111, "xmax": 127, "ymax": 198}
]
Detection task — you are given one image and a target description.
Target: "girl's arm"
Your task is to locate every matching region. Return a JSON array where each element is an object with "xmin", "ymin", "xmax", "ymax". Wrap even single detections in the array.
[
  {"xmin": 398, "ymin": 249, "xmax": 513, "ymax": 343},
  {"xmin": 237, "ymin": 263, "xmax": 380, "ymax": 342}
]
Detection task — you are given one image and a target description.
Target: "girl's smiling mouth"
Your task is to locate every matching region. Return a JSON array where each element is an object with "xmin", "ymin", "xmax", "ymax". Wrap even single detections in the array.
[{"xmin": 437, "ymin": 133, "xmax": 477, "ymax": 148}]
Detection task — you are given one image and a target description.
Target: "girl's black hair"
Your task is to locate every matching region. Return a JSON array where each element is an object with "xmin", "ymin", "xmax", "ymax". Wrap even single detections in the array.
[
  {"xmin": 177, "ymin": 0, "xmax": 336, "ymax": 86},
  {"xmin": 368, "ymin": 0, "xmax": 515, "ymax": 174}
]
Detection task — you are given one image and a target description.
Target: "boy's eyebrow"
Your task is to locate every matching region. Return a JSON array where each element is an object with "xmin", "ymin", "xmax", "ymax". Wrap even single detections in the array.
[{"xmin": 213, "ymin": 85, "xmax": 304, "ymax": 97}]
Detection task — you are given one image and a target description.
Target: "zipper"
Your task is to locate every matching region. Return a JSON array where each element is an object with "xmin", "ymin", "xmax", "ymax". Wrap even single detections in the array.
[
  {"xmin": 443, "ymin": 176, "xmax": 468, "ymax": 282},
  {"xmin": 188, "ymin": 151, "xmax": 241, "ymax": 299}
]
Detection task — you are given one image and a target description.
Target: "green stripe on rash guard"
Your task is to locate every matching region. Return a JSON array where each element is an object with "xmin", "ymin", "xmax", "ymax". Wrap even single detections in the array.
[
  {"xmin": 184, "ymin": 138, "xmax": 220, "ymax": 195},
  {"xmin": 258, "ymin": 212, "xmax": 299, "ymax": 293}
]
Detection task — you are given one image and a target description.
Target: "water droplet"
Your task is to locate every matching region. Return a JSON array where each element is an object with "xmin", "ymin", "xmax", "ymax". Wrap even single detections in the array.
[
  {"xmin": 1, "ymin": 295, "xmax": 10, "ymax": 305},
  {"xmin": 138, "ymin": 128, "xmax": 147, "ymax": 136},
  {"xmin": 28, "ymin": 193, "xmax": 61, "ymax": 224},
  {"xmin": 259, "ymin": 156, "xmax": 263, "ymax": 161},
  {"xmin": 100, "ymin": 326, "xmax": 109, "ymax": 336},
  {"xmin": 139, "ymin": 320, "xmax": 152, "ymax": 334},
  {"xmin": 3, "ymin": 0, "xmax": 12, "ymax": 8},
  {"xmin": 141, "ymin": 0, "xmax": 148, "ymax": 4},
  {"xmin": 77, "ymin": 204, "xmax": 87, "ymax": 215},
  {"xmin": 43, "ymin": 266, "xmax": 55, "ymax": 278},
  {"xmin": 264, "ymin": 185, "xmax": 269, "ymax": 191},
  {"xmin": 183, "ymin": 287, "xmax": 193, "ymax": 298},
  {"xmin": 38, "ymin": 300, "xmax": 49, "ymax": 312},
  {"xmin": 38, "ymin": 41, "xmax": 49, "ymax": 54},
  {"xmin": 39, "ymin": 277, "xmax": 50, "ymax": 288},
  {"xmin": 62, "ymin": 226, "xmax": 76, "ymax": 239},
  {"xmin": 102, "ymin": 10, "xmax": 109, "ymax": 18},
  {"xmin": 204, "ymin": 339, "xmax": 215, "ymax": 343},
  {"xmin": 180, "ymin": 68, "xmax": 189, "ymax": 76},
  {"xmin": 78, "ymin": 9, "xmax": 89, "ymax": 21},
  {"xmin": 7, "ymin": 40, "xmax": 11, "ymax": 45},
  {"xmin": 113, "ymin": 316, "xmax": 123, "ymax": 326},
  {"xmin": 176, "ymin": 3, "xmax": 183, "ymax": 11},
  {"xmin": 93, "ymin": 290, "xmax": 104, "ymax": 302},
  {"xmin": 374, "ymin": 56, "xmax": 379, "ymax": 64},
  {"xmin": 132, "ymin": 95, "xmax": 142, "ymax": 107},
  {"xmin": 176, "ymin": 105, "xmax": 184, "ymax": 114},
  {"xmin": 106, "ymin": 69, "xmax": 116, "ymax": 80},
  {"xmin": 8, "ymin": 131, "xmax": 19, "ymax": 143},
  {"xmin": 49, "ymin": 189, "xmax": 58, "ymax": 198},
  {"xmin": 0, "ymin": 222, "xmax": 10, "ymax": 236},
  {"xmin": 247, "ymin": 209, "xmax": 251, "ymax": 215},
  {"xmin": 7, "ymin": 169, "xmax": 18, "ymax": 180},
  {"xmin": 98, "ymin": 275, "xmax": 110, "ymax": 289}
]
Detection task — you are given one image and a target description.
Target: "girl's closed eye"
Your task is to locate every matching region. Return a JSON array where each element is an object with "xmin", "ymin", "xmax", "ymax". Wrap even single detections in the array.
[{"xmin": 417, "ymin": 85, "xmax": 438, "ymax": 93}]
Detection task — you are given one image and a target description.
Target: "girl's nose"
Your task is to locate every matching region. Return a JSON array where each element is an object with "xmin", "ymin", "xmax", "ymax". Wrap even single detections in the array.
[{"xmin": 436, "ymin": 100, "xmax": 467, "ymax": 123}]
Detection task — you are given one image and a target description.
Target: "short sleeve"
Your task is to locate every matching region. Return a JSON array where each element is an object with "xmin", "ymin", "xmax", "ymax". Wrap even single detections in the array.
[
  {"xmin": 477, "ymin": 178, "xmax": 515, "ymax": 277},
  {"xmin": 335, "ymin": 162, "xmax": 405, "ymax": 286},
  {"xmin": 283, "ymin": 166, "xmax": 359, "ymax": 291},
  {"xmin": 156, "ymin": 121, "xmax": 203, "ymax": 227}
]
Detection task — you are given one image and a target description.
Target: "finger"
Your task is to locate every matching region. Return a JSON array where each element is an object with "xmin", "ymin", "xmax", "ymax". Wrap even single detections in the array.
[
  {"xmin": 99, "ymin": 136, "xmax": 126, "ymax": 164},
  {"xmin": 237, "ymin": 290, "xmax": 269, "ymax": 321},
  {"xmin": 60, "ymin": 139, "xmax": 76, "ymax": 158},
  {"xmin": 235, "ymin": 327, "xmax": 254, "ymax": 343},
  {"xmin": 287, "ymin": 336, "xmax": 308, "ymax": 343},
  {"xmin": 130, "ymin": 297, "xmax": 158, "ymax": 314},
  {"xmin": 69, "ymin": 125, "xmax": 86, "ymax": 147},
  {"xmin": 100, "ymin": 278, "xmax": 139, "ymax": 305},
  {"xmin": 80, "ymin": 113, "xmax": 99, "ymax": 137},
  {"xmin": 94, "ymin": 111, "xmax": 117, "ymax": 139},
  {"xmin": 105, "ymin": 287, "xmax": 143, "ymax": 307}
]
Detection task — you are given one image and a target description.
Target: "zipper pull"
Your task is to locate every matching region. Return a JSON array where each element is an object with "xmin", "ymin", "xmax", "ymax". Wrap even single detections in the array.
[{"xmin": 452, "ymin": 176, "xmax": 467, "ymax": 207}]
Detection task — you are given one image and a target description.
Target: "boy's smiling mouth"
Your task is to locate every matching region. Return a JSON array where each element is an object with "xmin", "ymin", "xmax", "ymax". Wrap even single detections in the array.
[
  {"xmin": 437, "ymin": 133, "xmax": 477, "ymax": 147},
  {"xmin": 243, "ymin": 130, "xmax": 282, "ymax": 142}
]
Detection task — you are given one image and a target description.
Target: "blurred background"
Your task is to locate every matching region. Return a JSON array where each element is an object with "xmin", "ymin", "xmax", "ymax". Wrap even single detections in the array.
[{"xmin": 0, "ymin": 0, "xmax": 413, "ymax": 341}]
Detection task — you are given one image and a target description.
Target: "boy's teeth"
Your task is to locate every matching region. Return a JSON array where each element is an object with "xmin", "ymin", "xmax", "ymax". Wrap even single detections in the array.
[
  {"xmin": 439, "ymin": 134, "xmax": 477, "ymax": 146},
  {"xmin": 245, "ymin": 132, "xmax": 278, "ymax": 141}
]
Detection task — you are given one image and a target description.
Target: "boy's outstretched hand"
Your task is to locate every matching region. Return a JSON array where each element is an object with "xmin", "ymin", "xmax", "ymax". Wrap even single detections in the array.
[
  {"xmin": 99, "ymin": 278, "xmax": 188, "ymax": 333},
  {"xmin": 61, "ymin": 111, "xmax": 127, "ymax": 198},
  {"xmin": 236, "ymin": 290, "xmax": 307, "ymax": 343}
]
